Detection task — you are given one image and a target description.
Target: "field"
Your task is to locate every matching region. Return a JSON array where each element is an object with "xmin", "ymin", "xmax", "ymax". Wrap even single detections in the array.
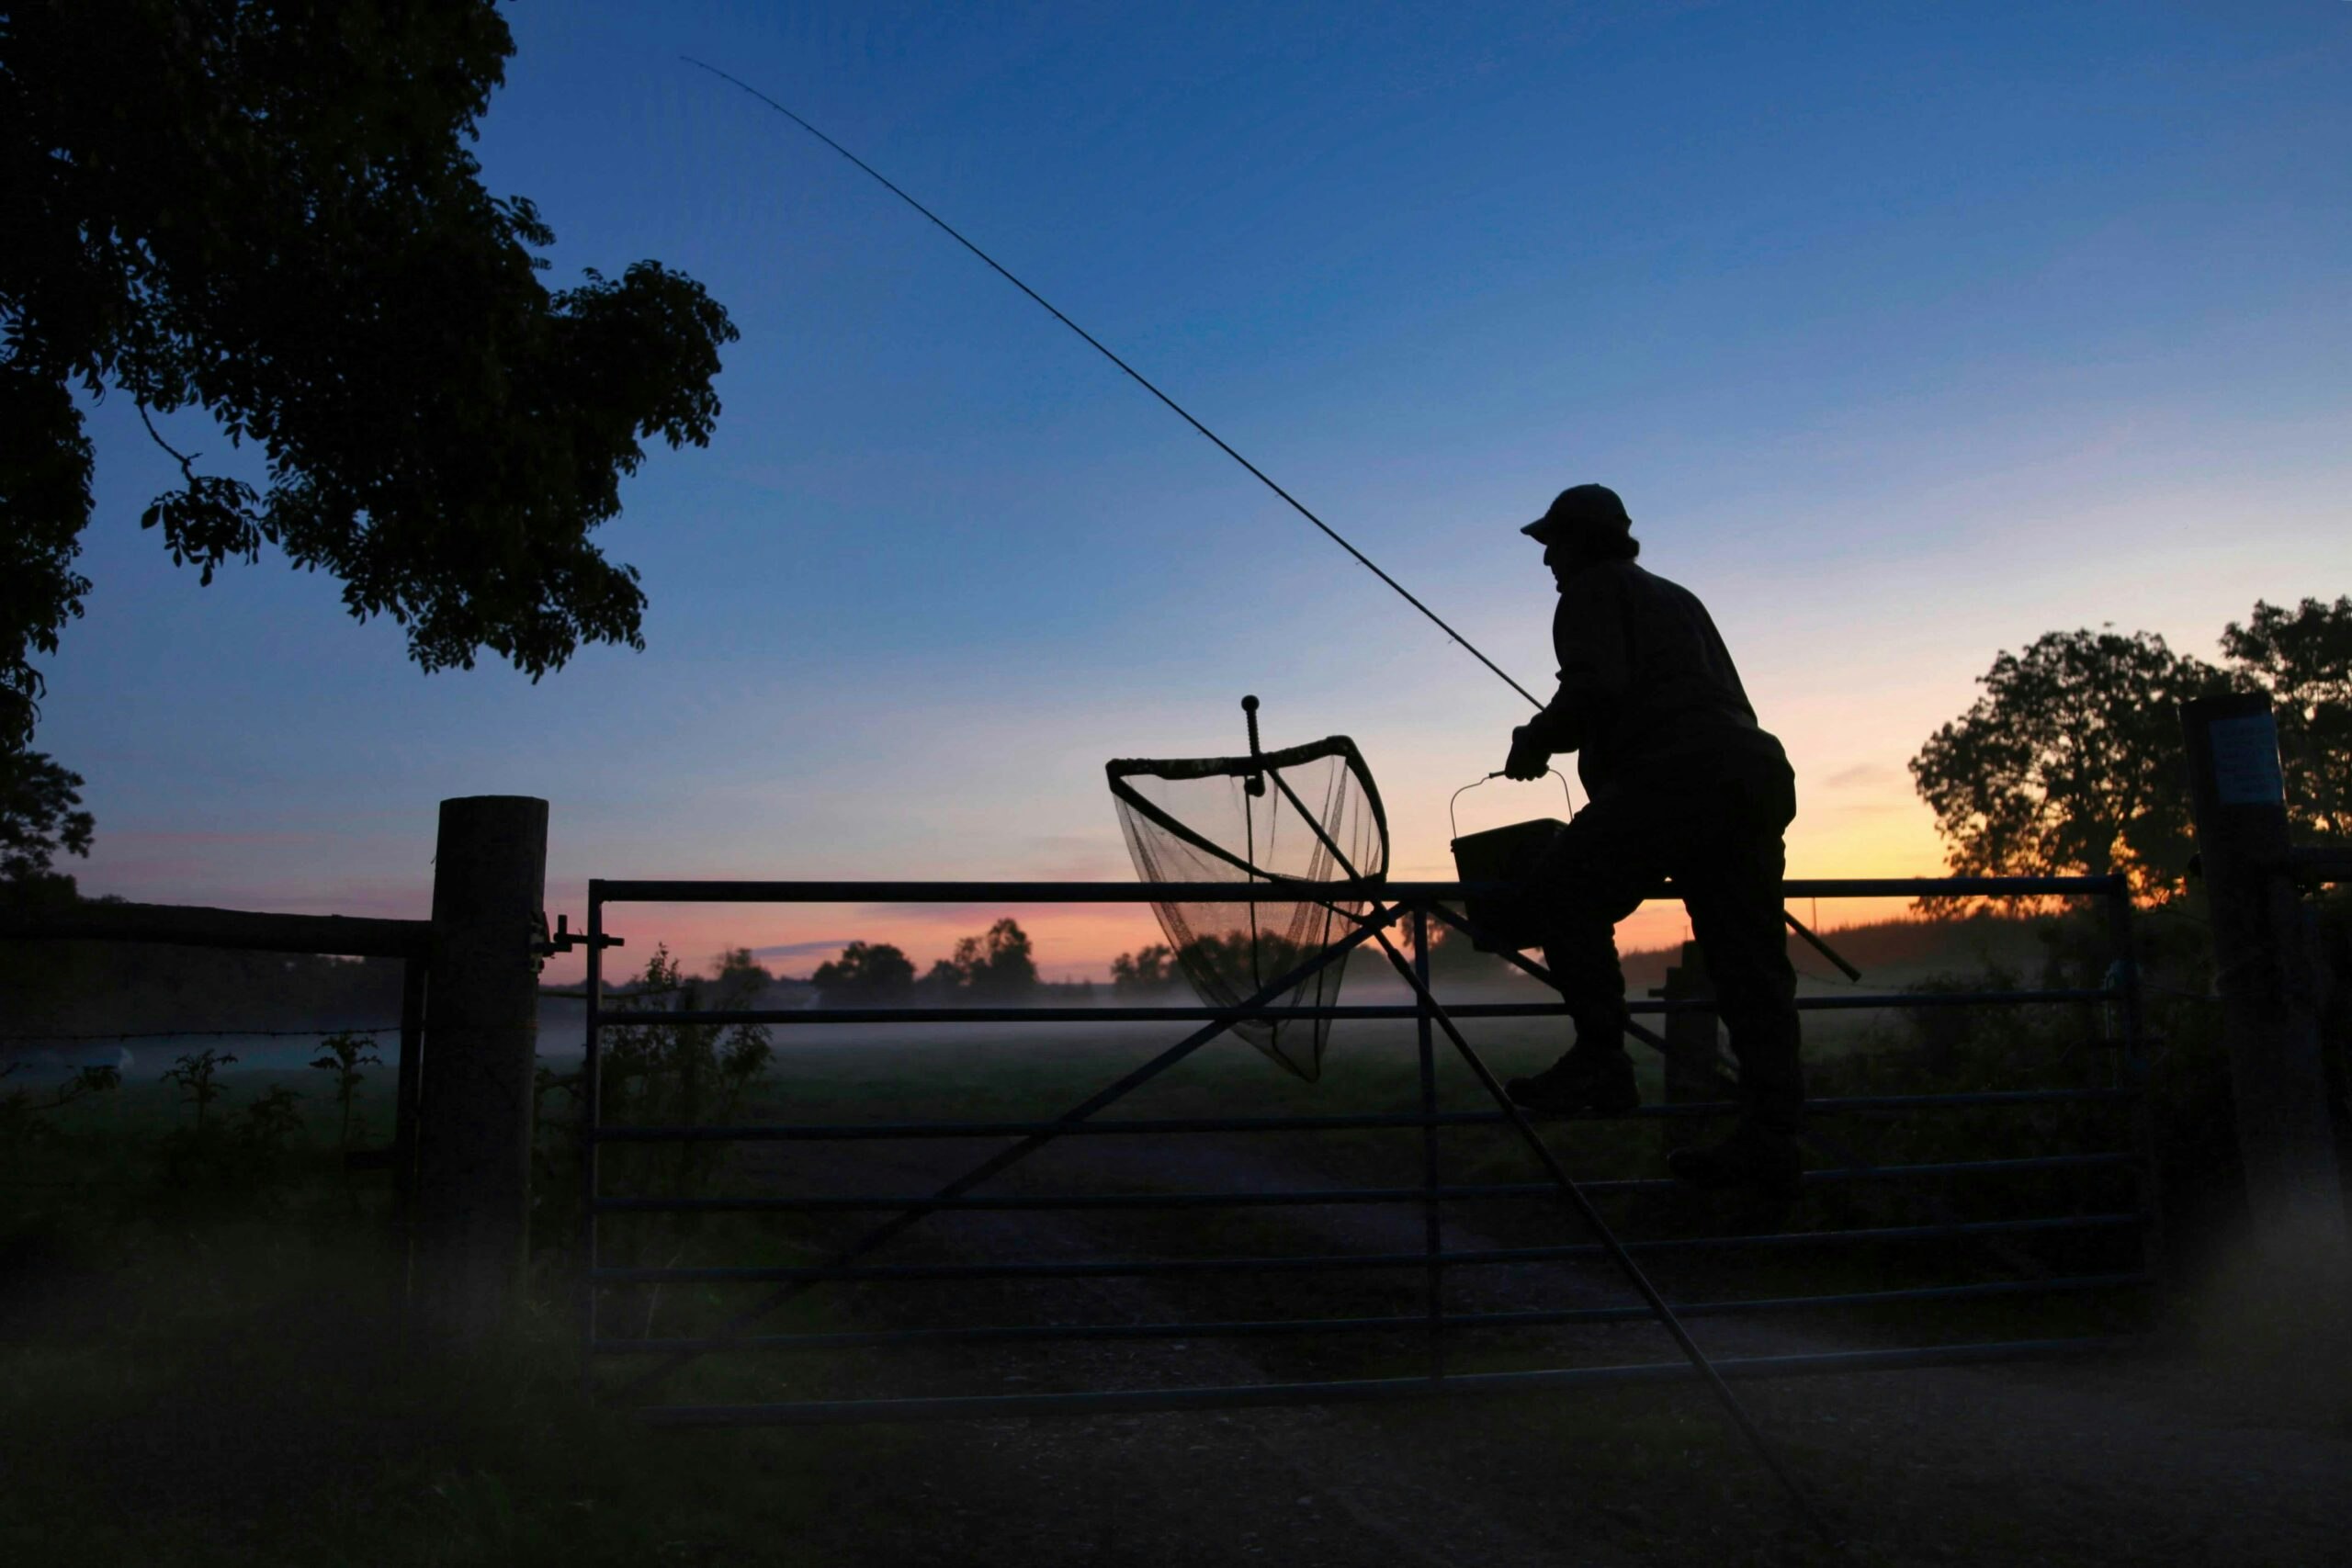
[{"xmin": 8, "ymin": 937, "xmax": 2350, "ymax": 1567}]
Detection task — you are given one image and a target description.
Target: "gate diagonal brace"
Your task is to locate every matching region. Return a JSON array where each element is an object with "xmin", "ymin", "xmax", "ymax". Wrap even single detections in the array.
[
  {"xmin": 1425, "ymin": 902, "xmax": 2056, "ymax": 1284},
  {"xmin": 1781, "ymin": 906, "xmax": 1861, "ymax": 981},
  {"xmin": 606, "ymin": 904, "xmax": 1403, "ymax": 1402},
  {"xmin": 1364, "ymin": 925, "xmax": 1838, "ymax": 1547}
]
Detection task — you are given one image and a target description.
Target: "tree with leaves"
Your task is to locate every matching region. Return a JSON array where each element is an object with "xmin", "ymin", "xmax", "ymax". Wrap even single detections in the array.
[
  {"xmin": 0, "ymin": 750, "xmax": 91, "ymax": 895},
  {"xmin": 1109, "ymin": 942, "xmax": 1176, "ymax": 994},
  {"xmin": 810, "ymin": 941, "xmax": 915, "ymax": 1004},
  {"xmin": 1912, "ymin": 601, "xmax": 2352, "ymax": 898},
  {"xmin": 0, "ymin": 1, "xmax": 739, "ymax": 758},
  {"xmin": 2222, "ymin": 596, "xmax": 2352, "ymax": 841},
  {"xmin": 710, "ymin": 947, "xmax": 775, "ymax": 998},
  {"xmin": 1910, "ymin": 628, "xmax": 2222, "ymax": 897},
  {"xmin": 944, "ymin": 918, "xmax": 1038, "ymax": 998}
]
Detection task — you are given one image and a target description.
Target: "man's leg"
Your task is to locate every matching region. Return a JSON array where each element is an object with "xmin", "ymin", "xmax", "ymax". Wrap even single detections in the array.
[
  {"xmin": 1669, "ymin": 760, "xmax": 1804, "ymax": 1195},
  {"xmin": 1509, "ymin": 792, "xmax": 1662, "ymax": 1115}
]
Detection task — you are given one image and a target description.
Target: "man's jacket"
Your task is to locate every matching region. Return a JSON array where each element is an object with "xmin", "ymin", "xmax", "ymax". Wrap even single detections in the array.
[{"xmin": 1522, "ymin": 558, "xmax": 1788, "ymax": 801}]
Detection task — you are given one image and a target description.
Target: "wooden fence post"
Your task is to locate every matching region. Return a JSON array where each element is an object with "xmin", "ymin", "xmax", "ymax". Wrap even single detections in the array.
[
  {"xmin": 413, "ymin": 795, "xmax": 549, "ymax": 1342},
  {"xmin": 2178, "ymin": 695, "xmax": 2347, "ymax": 1242}
]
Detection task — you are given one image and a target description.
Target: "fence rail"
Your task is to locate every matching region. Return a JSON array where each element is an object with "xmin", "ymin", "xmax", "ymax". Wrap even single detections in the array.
[
  {"xmin": 0, "ymin": 898, "xmax": 429, "ymax": 957},
  {"xmin": 1, "ymin": 897, "xmax": 432, "ymax": 1204}
]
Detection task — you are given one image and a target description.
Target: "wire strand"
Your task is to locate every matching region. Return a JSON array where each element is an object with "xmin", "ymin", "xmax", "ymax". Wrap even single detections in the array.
[
  {"xmin": 0, "ymin": 1024, "xmax": 401, "ymax": 1046},
  {"xmin": 684, "ymin": 58, "xmax": 1544, "ymax": 713}
]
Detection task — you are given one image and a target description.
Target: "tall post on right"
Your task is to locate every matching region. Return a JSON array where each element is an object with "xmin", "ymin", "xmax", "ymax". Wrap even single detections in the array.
[{"xmin": 2177, "ymin": 694, "xmax": 2346, "ymax": 1242}]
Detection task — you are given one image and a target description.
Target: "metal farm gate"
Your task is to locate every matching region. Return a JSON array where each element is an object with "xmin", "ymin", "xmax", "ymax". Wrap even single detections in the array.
[{"xmin": 577, "ymin": 874, "xmax": 2156, "ymax": 1427}]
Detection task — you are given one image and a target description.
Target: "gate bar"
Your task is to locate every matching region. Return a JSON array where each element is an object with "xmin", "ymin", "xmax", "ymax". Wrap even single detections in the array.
[
  {"xmin": 594, "ymin": 1213, "xmax": 2141, "ymax": 1284},
  {"xmin": 591, "ymin": 1087, "xmax": 2142, "ymax": 1144},
  {"xmin": 590, "ymin": 1151, "xmax": 2140, "ymax": 1213},
  {"xmin": 602, "ymin": 905, "xmax": 1398, "ymax": 1399},
  {"xmin": 637, "ymin": 1337, "xmax": 2144, "ymax": 1427},
  {"xmin": 596, "ymin": 1273, "xmax": 2154, "ymax": 1356},
  {"xmin": 1427, "ymin": 899, "xmax": 2093, "ymax": 1284},
  {"xmin": 615, "ymin": 988, "xmax": 2112, "ymax": 1028},
  {"xmin": 592, "ymin": 875, "xmax": 2124, "ymax": 903}
]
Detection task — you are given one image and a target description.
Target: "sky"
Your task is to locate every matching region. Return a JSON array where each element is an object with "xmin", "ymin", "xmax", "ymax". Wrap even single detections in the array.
[{"xmin": 37, "ymin": 0, "xmax": 2352, "ymax": 984}]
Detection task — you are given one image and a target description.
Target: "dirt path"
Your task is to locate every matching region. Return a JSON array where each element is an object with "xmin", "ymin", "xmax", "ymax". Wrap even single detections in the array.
[{"xmin": 675, "ymin": 1089, "xmax": 2352, "ymax": 1566}]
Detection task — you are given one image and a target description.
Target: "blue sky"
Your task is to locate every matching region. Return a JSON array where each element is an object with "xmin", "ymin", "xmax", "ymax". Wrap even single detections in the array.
[{"xmin": 40, "ymin": 1, "xmax": 2352, "ymax": 978}]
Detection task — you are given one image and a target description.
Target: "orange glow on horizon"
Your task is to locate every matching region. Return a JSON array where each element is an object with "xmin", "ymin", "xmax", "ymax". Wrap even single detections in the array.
[{"xmin": 538, "ymin": 810, "xmax": 1952, "ymax": 988}]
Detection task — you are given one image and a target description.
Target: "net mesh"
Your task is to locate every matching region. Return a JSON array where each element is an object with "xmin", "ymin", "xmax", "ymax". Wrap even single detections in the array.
[{"xmin": 1106, "ymin": 737, "xmax": 1387, "ymax": 1080}]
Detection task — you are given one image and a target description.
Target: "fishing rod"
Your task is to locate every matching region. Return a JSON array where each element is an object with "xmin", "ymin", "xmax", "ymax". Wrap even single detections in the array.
[
  {"xmin": 683, "ymin": 57, "xmax": 1544, "ymax": 712},
  {"xmin": 688, "ymin": 62, "xmax": 1860, "ymax": 976}
]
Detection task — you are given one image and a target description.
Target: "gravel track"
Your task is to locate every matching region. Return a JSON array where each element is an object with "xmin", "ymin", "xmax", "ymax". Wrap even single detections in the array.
[{"xmin": 634, "ymin": 1051, "xmax": 2352, "ymax": 1566}]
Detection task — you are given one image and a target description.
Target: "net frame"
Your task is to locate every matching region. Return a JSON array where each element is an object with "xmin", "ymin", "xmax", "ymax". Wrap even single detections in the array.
[{"xmin": 1106, "ymin": 736, "xmax": 1388, "ymax": 1080}]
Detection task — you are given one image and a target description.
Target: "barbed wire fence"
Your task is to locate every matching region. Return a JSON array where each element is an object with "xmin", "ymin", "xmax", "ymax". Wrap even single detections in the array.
[{"xmin": 0, "ymin": 1024, "xmax": 404, "ymax": 1047}]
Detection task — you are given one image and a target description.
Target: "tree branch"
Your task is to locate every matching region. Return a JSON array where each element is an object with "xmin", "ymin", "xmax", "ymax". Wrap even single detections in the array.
[{"xmin": 135, "ymin": 401, "xmax": 202, "ymax": 484}]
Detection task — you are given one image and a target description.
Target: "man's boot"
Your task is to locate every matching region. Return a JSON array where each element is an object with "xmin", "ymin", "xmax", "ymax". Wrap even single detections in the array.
[
  {"xmin": 1666, "ymin": 1119, "xmax": 1802, "ymax": 1201},
  {"xmin": 1507, "ymin": 1048, "xmax": 1639, "ymax": 1117}
]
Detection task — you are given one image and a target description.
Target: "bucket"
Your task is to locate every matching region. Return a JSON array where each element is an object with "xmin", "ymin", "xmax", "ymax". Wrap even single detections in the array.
[
  {"xmin": 1451, "ymin": 818, "xmax": 1566, "ymax": 953},
  {"xmin": 1447, "ymin": 772, "xmax": 1573, "ymax": 954}
]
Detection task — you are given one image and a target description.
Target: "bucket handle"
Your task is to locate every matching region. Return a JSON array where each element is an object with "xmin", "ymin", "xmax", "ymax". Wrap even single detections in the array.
[{"xmin": 1450, "ymin": 769, "xmax": 1574, "ymax": 840}]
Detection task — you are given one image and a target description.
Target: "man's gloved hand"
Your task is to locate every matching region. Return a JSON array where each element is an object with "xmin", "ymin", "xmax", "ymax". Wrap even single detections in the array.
[{"xmin": 1502, "ymin": 725, "xmax": 1549, "ymax": 782}]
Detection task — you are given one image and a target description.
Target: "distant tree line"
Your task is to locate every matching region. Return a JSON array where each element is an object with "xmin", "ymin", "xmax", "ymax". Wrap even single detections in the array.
[
  {"xmin": 808, "ymin": 919, "xmax": 1095, "ymax": 1005},
  {"xmin": 1108, "ymin": 915, "xmax": 1509, "ymax": 997}
]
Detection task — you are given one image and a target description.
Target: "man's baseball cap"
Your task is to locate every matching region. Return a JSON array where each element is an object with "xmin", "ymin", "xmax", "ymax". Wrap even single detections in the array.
[{"xmin": 1521, "ymin": 483, "xmax": 1630, "ymax": 542}]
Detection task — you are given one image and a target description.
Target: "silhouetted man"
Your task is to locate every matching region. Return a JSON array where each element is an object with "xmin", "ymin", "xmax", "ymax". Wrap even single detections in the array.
[{"xmin": 1499, "ymin": 484, "xmax": 1804, "ymax": 1198}]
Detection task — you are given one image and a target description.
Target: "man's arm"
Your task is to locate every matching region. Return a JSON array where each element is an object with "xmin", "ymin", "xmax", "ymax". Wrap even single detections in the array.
[{"xmin": 1507, "ymin": 572, "xmax": 1631, "ymax": 772}]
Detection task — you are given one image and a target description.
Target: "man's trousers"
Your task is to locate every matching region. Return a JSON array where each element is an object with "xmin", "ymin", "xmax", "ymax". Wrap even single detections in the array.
[{"xmin": 1527, "ymin": 750, "xmax": 1804, "ymax": 1133}]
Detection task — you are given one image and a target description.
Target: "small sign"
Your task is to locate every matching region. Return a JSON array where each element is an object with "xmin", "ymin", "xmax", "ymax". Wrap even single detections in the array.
[{"xmin": 2208, "ymin": 712, "xmax": 2285, "ymax": 807}]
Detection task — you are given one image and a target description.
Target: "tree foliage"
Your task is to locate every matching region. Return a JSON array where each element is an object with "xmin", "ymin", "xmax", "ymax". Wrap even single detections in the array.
[
  {"xmin": 810, "ymin": 941, "xmax": 915, "ymax": 1004},
  {"xmin": 592, "ymin": 946, "xmax": 772, "ymax": 1138},
  {"xmin": 811, "ymin": 922, "xmax": 1045, "ymax": 1003},
  {"xmin": 940, "ymin": 918, "xmax": 1038, "ymax": 998},
  {"xmin": 2222, "ymin": 596, "xmax": 2352, "ymax": 840},
  {"xmin": 1910, "ymin": 628, "xmax": 2224, "ymax": 897},
  {"xmin": 1912, "ymin": 602, "xmax": 2352, "ymax": 898},
  {"xmin": 0, "ymin": 749, "xmax": 92, "ymax": 887},
  {"xmin": 1110, "ymin": 942, "xmax": 1176, "ymax": 994},
  {"xmin": 0, "ymin": 1, "xmax": 739, "ymax": 752},
  {"xmin": 709, "ymin": 946, "xmax": 775, "ymax": 996}
]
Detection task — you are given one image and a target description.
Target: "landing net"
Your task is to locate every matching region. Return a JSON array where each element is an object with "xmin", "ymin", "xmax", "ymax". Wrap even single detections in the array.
[{"xmin": 1106, "ymin": 735, "xmax": 1387, "ymax": 1080}]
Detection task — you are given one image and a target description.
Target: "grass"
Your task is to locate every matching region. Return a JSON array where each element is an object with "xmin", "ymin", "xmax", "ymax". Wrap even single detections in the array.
[
  {"xmin": 0, "ymin": 994, "xmax": 2192, "ymax": 1566},
  {"xmin": 0, "ymin": 1071, "xmax": 936, "ymax": 1566}
]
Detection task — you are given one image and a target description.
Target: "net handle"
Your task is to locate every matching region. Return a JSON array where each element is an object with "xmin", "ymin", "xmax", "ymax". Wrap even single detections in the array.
[
  {"xmin": 1449, "ymin": 769, "xmax": 1572, "ymax": 841},
  {"xmin": 1240, "ymin": 694, "xmax": 1266, "ymax": 797}
]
